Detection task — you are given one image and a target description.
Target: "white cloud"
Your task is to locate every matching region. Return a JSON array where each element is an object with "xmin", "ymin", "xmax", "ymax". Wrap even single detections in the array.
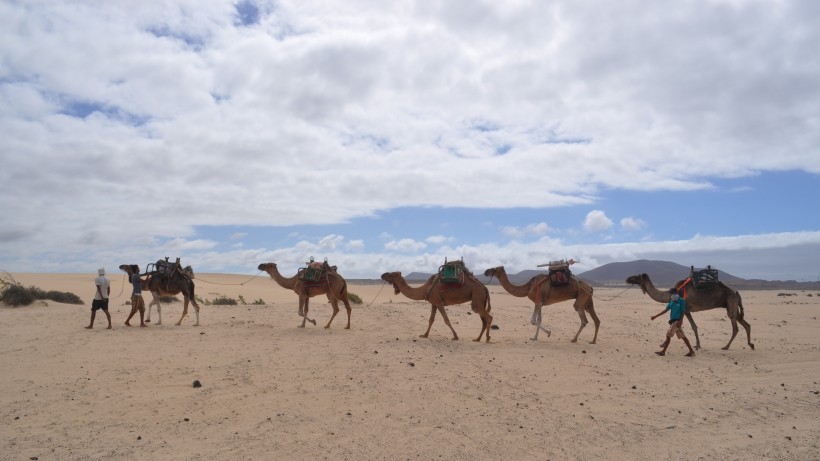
[
  {"xmin": 229, "ymin": 232, "xmax": 247, "ymax": 240},
  {"xmin": 502, "ymin": 222, "xmax": 551, "ymax": 238},
  {"xmin": 384, "ymin": 239, "xmax": 427, "ymax": 252},
  {"xmin": 346, "ymin": 239, "xmax": 365, "ymax": 251},
  {"xmin": 319, "ymin": 234, "xmax": 345, "ymax": 250},
  {"xmin": 583, "ymin": 210, "xmax": 613, "ymax": 233},
  {"xmin": 425, "ymin": 235, "xmax": 450, "ymax": 245},
  {"xmin": 620, "ymin": 217, "xmax": 646, "ymax": 232},
  {"xmin": 1, "ymin": 2, "xmax": 819, "ymax": 279}
]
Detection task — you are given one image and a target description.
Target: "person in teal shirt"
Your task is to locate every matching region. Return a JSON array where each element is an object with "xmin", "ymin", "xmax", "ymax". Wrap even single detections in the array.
[{"xmin": 651, "ymin": 287, "xmax": 695, "ymax": 357}]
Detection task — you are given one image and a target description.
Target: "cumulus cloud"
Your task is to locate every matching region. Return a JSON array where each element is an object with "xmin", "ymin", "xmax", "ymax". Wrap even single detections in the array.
[
  {"xmin": 502, "ymin": 222, "xmax": 551, "ymax": 238},
  {"xmin": 346, "ymin": 239, "xmax": 365, "ymax": 251},
  {"xmin": 1, "ymin": 2, "xmax": 818, "ymax": 278},
  {"xmin": 620, "ymin": 217, "xmax": 646, "ymax": 232},
  {"xmin": 384, "ymin": 239, "xmax": 427, "ymax": 252},
  {"xmin": 425, "ymin": 235, "xmax": 450, "ymax": 245},
  {"xmin": 583, "ymin": 211, "xmax": 613, "ymax": 233}
]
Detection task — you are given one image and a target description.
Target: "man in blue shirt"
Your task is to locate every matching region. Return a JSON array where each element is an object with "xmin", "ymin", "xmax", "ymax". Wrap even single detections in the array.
[{"xmin": 651, "ymin": 287, "xmax": 695, "ymax": 357}]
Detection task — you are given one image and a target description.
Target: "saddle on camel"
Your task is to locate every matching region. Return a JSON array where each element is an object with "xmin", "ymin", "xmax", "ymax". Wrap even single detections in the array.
[
  {"xmin": 677, "ymin": 265, "xmax": 720, "ymax": 295},
  {"xmin": 438, "ymin": 257, "xmax": 468, "ymax": 286},
  {"xmin": 297, "ymin": 257, "xmax": 337, "ymax": 290},
  {"xmin": 146, "ymin": 257, "xmax": 193, "ymax": 282},
  {"xmin": 537, "ymin": 258, "xmax": 578, "ymax": 287}
]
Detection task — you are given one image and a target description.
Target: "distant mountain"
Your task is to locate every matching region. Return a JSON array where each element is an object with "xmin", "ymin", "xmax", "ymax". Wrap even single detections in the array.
[{"xmin": 576, "ymin": 260, "xmax": 738, "ymax": 287}]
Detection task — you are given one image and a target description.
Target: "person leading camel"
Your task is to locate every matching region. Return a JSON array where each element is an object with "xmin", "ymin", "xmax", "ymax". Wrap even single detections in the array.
[
  {"xmin": 651, "ymin": 287, "xmax": 695, "ymax": 357},
  {"xmin": 125, "ymin": 265, "xmax": 147, "ymax": 327},
  {"xmin": 86, "ymin": 267, "xmax": 112, "ymax": 329}
]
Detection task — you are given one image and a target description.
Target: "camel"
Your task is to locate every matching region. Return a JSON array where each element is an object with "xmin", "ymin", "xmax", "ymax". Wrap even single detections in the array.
[
  {"xmin": 483, "ymin": 266, "xmax": 600, "ymax": 343},
  {"xmin": 258, "ymin": 262, "xmax": 351, "ymax": 329},
  {"xmin": 626, "ymin": 273, "xmax": 753, "ymax": 350},
  {"xmin": 379, "ymin": 270, "xmax": 493, "ymax": 342},
  {"xmin": 143, "ymin": 265, "xmax": 195, "ymax": 324},
  {"xmin": 119, "ymin": 260, "xmax": 202, "ymax": 326}
]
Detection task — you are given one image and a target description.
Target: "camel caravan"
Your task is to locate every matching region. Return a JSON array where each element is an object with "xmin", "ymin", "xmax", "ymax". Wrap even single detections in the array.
[{"xmin": 113, "ymin": 255, "xmax": 752, "ymax": 352}]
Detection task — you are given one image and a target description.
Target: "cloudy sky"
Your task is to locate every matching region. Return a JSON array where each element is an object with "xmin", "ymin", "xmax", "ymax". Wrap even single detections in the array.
[{"xmin": 1, "ymin": 0, "xmax": 819, "ymax": 281}]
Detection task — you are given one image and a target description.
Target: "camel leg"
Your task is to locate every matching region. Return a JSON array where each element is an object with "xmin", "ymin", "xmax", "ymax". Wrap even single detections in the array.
[
  {"xmin": 685, "ymin": 312, "xmax": 700, "ymax": 350},
  {"xmin": 571, "ymin": 304, "xmax": 589, "ymax": 343},
  {"xmin": 474, "ymin": 309, "xmax": 493, "ymax": 343},
  {"xmin": 146, "ymin": 294, "xmax": 158, "ymax": 323},
  {"xmin": 420, "ymin": 305, "xmax": 437, "ymax": 338},
  {"xmin": 585, "ymin": 302, "xmax": 601, "ymax": 344},
  {"xmin": 722, "ymin": 317, "xmax": 740, "ymax": 350},
  {"xmin": 342, "ymin": 298, "xmax": 352, "ymax": 330},
  {"xmin": 324, "ymin": 298, "xmax": 340, "ymax": 329},
  {"xmin": 739, "ymin": 318, "xmax": 754, "ymax": 350},
  {"xmin": 436, "ymin": 306, "xmax": 459, "ymax": 340},
  {"xmin": 191, "ymin": 297, "xmax": 200, "ymax": 327},
  {"xmin": 299, "ymin": 298, "xmax": 309, "ymax": 328},
  {"xmin": 176, "ymin": 298, "xmax": 188, "ymax": 326},
  {"xmin": 531, "ymin": 305, "xmax": 551, "ymax": 340}
]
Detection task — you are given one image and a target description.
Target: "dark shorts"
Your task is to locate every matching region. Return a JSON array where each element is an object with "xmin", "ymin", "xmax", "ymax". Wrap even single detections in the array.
[{"xmin": 91, "ymin": 298, "xmax": 109, "ymax": 311}]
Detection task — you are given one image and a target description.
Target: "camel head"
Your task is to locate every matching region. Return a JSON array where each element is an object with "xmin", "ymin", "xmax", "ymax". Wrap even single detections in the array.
[
  {"xmin": 119, "ymin": 264, "xmax": 137, "ymax": 275},
  {"xmin": 183, "ymin": 265, "xmax": 195, "ymax": 278},
  {"xmin": 258, "ymin": 262, "xmax": 277, "ymax": 272},
  {"xmin": 625, "ymin": 274, "xmax": 648, "ymax": 294},
  {"xmin": 483, "ymin": 267, "xmax": 502, "ymax": 277},
  {"xmin": 380, "ymin": 272, "xmax": 402, "ymax": 295}
]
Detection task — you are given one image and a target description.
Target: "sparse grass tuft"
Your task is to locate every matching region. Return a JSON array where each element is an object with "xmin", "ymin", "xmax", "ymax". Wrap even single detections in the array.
[
  {"xmin": 209, "ymin": 296, "xmax": 238, "ymax": 305},
  {"xmin": 347, "ymin": 292, "xmax": 363, "ymax": 305}
]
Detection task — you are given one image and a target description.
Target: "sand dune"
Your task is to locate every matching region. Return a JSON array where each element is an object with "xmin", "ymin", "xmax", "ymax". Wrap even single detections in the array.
[{"xmin": 2, "ymin": 272, "xmax": 819, "ymax": 460}]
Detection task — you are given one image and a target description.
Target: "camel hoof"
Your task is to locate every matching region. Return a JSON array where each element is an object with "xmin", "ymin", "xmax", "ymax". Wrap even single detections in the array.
[
  {"xmin": 194, "ymin": 323, "xmax": 200, "ymax": 327},
  {"xmin": 571, "ymin": 339, "xmax": 578, "ymax": 343},
  {"xmin": 155, "ymin": 322, "xmax": 162, "ymax": 326},
  {"xmin": 749, "ymin": 343, "xmax": 755, "ymax": 350},
  {"xmin": 309, "ymin": 320, "xmax": 317, "ymax": 326},
  {"xmin": 589, "ymin": 340, "xmax": 597, "ymax": 344},
  {"xmin": 298, "ymin": 325, "xmax": 305, "ymax": 328},
  {"xmin": 472, "ymin": 338, "xmax": 480, "ymax": 342},
  {"xmin": 324, "ymin": 326, "xmax": 330, "ymax": 329},
  {"xmin": 546, "ymin": 331, "xmax": 551, "ymax": 337},
  {"xmin": 145, "ymin": 319, "xmax": 151, "ymax": 323},
  {"xmin": 175, "ymin": 323, "xmax": 182, "ymax": 326},
  {"xmin": 451, "ymin": 337, "xmax": 459, "ymax": 341},
  {"xmin": 345, "ymin": 326, "xmax": 350, "ymax": 330},
  {"xmin": 721, "ymin": 346, "xmax": 730, "ymax": 350},
  {"xmin": 419, "ymin": 334, "xmax": 428, "ymax": 338}
]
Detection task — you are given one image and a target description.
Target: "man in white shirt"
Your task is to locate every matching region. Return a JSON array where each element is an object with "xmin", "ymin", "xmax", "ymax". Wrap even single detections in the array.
[{"xmin": 86, "ymin": 268, "xmax": 112, "ymax": 329}]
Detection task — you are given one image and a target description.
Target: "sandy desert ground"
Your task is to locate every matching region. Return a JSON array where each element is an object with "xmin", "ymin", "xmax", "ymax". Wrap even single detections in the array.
[{"xmin": 2, "ymin": 271, "xmax": 819, "ymax": 460}]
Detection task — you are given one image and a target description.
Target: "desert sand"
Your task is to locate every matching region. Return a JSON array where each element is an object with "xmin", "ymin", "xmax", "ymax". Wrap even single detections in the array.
[{"xmin": 2, "ymin": 271, "xmax": 819, "ymax": 460}]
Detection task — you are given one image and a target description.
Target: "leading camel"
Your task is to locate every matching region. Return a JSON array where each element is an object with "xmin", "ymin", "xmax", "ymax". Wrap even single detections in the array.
[
  {"xmin": 119, "ymin": 262, "xmax": 202, "ymax": 326},
  {"xmin": 626, "ymin": 273, "xmax": 753, "ymax": 350},
  {"xmin": 258, "ymin": 262, "xmax": 351, "ymax": 329},
  {"xmin": 380, "ymin": 271, "xmax": 493, "ymax": 342},
  {"xmin": 483, "ymin": 266, "xmax": 599, "ymax": 343}
]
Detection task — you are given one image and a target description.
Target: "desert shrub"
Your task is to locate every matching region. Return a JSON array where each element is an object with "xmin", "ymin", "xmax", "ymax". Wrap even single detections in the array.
[
  {"xmin": 347, "ymin": 292, "xmax": 363, "ymax": 305},
  {"xmin": 251, "ymin": 298, "xmax": 266, "ymax": 305},
  {"xmin": 210, "ymin": 296, "xmax": 238, "ymax": 305},
  {"xmin": 27, "ymin": 285, "xmax": 48, "ymax": 299},
  {"xmin": 159, "ymin": 295, "xmax": 179, "ymax": 303},
  {"xmin": 1, "ymin": 284, "xmax": 36, "ymax": 306},
  {"xmin": 45, "ymin": 290, "xmax": 83, "ymax": 304}
]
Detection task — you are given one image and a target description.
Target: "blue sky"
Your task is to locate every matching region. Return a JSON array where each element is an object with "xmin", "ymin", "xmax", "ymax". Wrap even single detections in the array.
[{"xmin": 1, "ymin": 1, "xmax": 819, "ymax": 281}]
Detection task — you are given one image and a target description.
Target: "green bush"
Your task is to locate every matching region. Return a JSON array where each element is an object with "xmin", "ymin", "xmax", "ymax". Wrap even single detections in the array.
[
  {"xmin": 0, "ymin": 283, "xmax": 83, "ymax": 307},
  {"xmin": 347, "ymin": 292, "xmax": 363, "ymax": 305},
  {"xmin": 210, "ymin": 296, "xmax": 238, "ymax": 305},
  {"xmin": 1, "ymin": 284, "xmax": 36, "ymax": 306},
  {"xmin": 45, "ymin": 290, "xmax": 83, "ymax": 304},
  {"xmin": 251, "ymin": 298, "xmax": 266, "ymax": 305}
]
